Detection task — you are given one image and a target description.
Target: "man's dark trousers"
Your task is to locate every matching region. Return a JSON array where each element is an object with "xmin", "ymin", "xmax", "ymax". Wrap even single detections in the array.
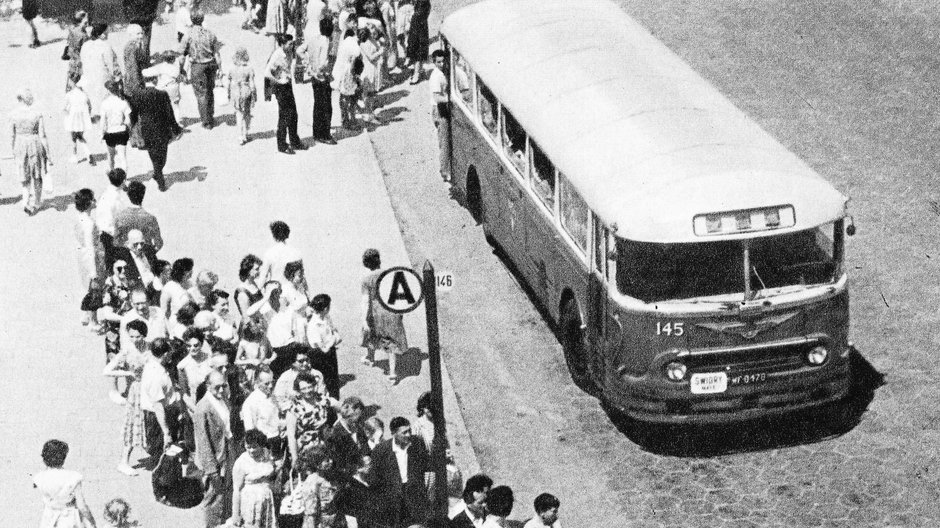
[
  {"xmin": 273, "ymin": 83, "xmax": 302, "ymax": 149},
  {"xmin": 190, "ymin": 61, "xmax": 218, "ymax": 126},
  {"xmin": 312, "ymin": 79, "xmax": 333, "ymax": 140}
]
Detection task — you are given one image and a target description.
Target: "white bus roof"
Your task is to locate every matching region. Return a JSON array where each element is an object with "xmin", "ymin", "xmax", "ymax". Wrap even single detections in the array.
[{"xmin": 441, "ymin": 0, "xmax": 848, "ymax": 243}]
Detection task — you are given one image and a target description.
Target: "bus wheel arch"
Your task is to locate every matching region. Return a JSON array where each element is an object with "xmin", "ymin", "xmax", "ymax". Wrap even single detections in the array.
[
  {"xmin": 466, "ymin": 166, "xmax": 483, "ymax": 224},
  {"xmin": 560, "ymin": 294, "xmax": 599, "ymax": 396}
]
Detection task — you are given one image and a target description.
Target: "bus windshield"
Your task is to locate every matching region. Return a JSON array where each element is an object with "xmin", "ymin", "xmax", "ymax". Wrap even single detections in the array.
[{"xmin": 615, "ymin": 222, "xmax": 842, "ymax": 303}]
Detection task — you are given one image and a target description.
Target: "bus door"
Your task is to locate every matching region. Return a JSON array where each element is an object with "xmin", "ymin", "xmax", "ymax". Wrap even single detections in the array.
[{"xmin": 588, "ymin": 220, "xmax": 619, "ymax": 387}]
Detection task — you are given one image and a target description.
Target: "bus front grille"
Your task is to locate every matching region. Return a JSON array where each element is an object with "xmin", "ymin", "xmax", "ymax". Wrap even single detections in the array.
[{"xmin": 681, "ymin": 339, "xmax": 818, "ymax": 375}]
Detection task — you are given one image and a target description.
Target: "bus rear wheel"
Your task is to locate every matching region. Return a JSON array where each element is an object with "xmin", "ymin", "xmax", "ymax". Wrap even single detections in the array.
[{"xmin": 561, "ymin": 300, "xmax": 599, "ymax": 395}]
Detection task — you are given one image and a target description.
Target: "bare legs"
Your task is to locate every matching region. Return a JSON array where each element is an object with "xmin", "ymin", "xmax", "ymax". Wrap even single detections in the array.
[{"xmin": 235, "ymin": 110, "xmax": 251, "ymax": 144}]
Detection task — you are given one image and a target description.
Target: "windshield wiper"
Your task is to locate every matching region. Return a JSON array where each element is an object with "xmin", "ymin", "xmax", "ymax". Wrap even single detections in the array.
[{"xmin": 749, "ymin": 265, "xmax": 768, "ymax": 301}]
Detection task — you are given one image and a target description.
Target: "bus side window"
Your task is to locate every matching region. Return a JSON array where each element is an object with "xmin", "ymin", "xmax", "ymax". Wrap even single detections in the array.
[
  {"xmin": 478, "ymin": 81, "xmax": 499, "ymax": 140},
  {"xmin": 593, "ymin": 218, "xmax": 605, "ymax": 274},
  {"xmin": 560, "ymin": 173, "xmax": 589, "ymax": 253},
  {"xmin": 530, "ymin": 141, "xmax": 555, "ymax": 209},
  {"xmin": 452, "ymin": 50, "xmax": 474, "ymax": 110},
  {"xmin": 606, "ymin": 230, "xmax": 618, "ymax": 285},
  {"xmin": 502, "ymin": 109, "xmax": 528, "ymax": 175}
]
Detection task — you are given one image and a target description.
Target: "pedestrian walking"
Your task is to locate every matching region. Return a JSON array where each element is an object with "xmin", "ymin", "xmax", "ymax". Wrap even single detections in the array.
[
  {"xmin": 359, "ymin": 249, "xmax": 407, "ymax": 384},
  {"xmin": 406, "ymin": 0, "xmax": 430, "ymax": 84},
  {"xmin": 261, "ymin": 220, "xmax": 306, "ymax": 286},
  {"xmin": 300, "ymin": 16, "xmax": 336, "ymax": 144},
  {"xmin": 428, "ymin": 49, "xmax": 450, "ymax": 182},
  {"xmin": 103, "ymin": 318, "xmax": 151, "ymax": 476},
  {"xmin": 64, "ymin": 10, "xmax": 90, "ymax": 91},
  {"xmin": 22, "ymin": 0, "xmax": 40, "ymax": 48},
  {"xmin": 74, "ymin": 188, "xmax": 105, "ymax": 330},
  {"xmin": 180, "ymin": 10, "xmax": 222, "ymax": 129},
  {"xmin": 102, "ymin": 498, "xmax": 139, "ymax": 528},
  {"xmin": 123, "ymin": 24, "xmax": 150, "ymax": 98},
  {"xmin": 64, "ymin": 75, "xmax": 95, "ymax": 165},
  {"xmin": 142, "ymin": 52, "xmax": 185, "ymax": 125},
  {"xmin": 265, "ymin": 0, "xmax": 290, "ymax": 38},
  {"xmin": 332, "ymin": 23, "xmax": 362, "ymax": 129},
  {"xmin": 134, "ymin": 85, "xmax": 183, "ymax": 191},
  {"xmin": 33, "ymin": 440, "xmax": 98, "ymax": 528},
  {"xmin": 358, "ymin": 25, "xmax": 387, "ymax": 123},
  {"xmin": 266, "ymin": 34, "xmax": 307, "ymax": 154},
  {"xmin": 378, "ymin": 0, "xmax": 398, "ymax": 69},
  {"xmin": 101, "ymin": 80, "xmax": 133, "ymax": 171},
  {"xmin": 10, "ymin": 88, "xmax": 52, "ymax": 216},
  {"xmin": 396, "ymin": 0, "xmax": 414, "ymax": 63},
  {"xmin": 123, "ymin": 0, "xmax": 160, "ymax": 58},
  {"xmin": 229, "ymin": 47, "xmax": 258, "ymax": 145},
  {"xmin": 79, "ymin": 23, "xmax": 121, "ymax": 121}
]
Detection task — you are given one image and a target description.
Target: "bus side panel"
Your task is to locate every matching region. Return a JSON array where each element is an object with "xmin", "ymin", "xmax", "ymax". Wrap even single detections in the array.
[{"xmin": 450, "ymin": 104, "xmax": 476, "ymax": 206}]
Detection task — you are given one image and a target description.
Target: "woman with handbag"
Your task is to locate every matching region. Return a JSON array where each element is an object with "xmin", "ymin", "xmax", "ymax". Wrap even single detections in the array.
[
  {"xmin": 10, "ymin": 87, "xmax": 52, "ymax": 215},
  {"xmin": 299, "ymin": 446, "xmax": 346, "ymax": 528},
  {"xmin": 232, "ymin": 429, "xmax": 279, "ymax": 528}
]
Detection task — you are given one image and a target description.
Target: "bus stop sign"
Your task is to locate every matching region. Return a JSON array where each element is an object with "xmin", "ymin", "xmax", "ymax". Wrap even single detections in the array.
[{"xmin": 376, "ymin": 266, "xmax": 425, "ymax": 314}]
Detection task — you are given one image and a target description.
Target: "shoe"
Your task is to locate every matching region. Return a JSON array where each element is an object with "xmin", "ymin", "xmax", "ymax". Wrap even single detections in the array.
[
  {"xmin": 29, "ymin": 40, "xmax": 41, "ymax": 49},
  {"xmin": 278, "ymin": 147, "xmax": 296, "ymax": 155},
  {"xmin": 239, "ymin": 138, "xmax": 248, "ymax": 146},
  {"xmin": 117, "ymin": 463, "xmax": 139, "ymax": 476},
  {"xmin": 360, "ymin": 356, "xmax": 373, "ymax": 367},
  {"xmin": 202, "ymin": 122, "xmax": 214, "ymax": 130},
  {"xmin": 316, "ymin": 136, "xmax": 337, "ymax": 145},
  {"xmin": 388, "ymin": 375, "xmax": 399, "ymax": 385}
]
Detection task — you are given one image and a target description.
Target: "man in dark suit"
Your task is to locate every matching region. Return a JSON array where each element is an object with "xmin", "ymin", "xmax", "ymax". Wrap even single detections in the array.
[
  {"xmin": 370, "ymin": 416, "xmax": 431, "ymax": 527},
  {"xmin": 325, "ymin": 396, "xmax": 369, "ymax": 475},
  {"xmin": 194, "ymin": 370, "xmax": 235, "ymax": 528},
  {"xmin": 448, "ymin": 473, "xmax": 493, "ymax": 528},
  {"xmin": 111, "ymin": 229, "xmax": 158, "ymax": 288},
  {"xmin": 123, "ymin": 23, "xmax": 149, "ymax": 96},
  {"xmin": 133, "ymin": 86, "xmax": 182, "ymax": 192}
]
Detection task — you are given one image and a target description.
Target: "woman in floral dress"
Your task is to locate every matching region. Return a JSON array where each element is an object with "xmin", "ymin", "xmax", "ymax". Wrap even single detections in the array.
[
  {"xmin": 287, "ymin": 372, "xmax": 336, "ymax": 464},
  {"xmin": 103, "ymin": 319, "xmax": 150, "ymax": 476},
  {"xmin": 233, "ymin": 429, "xmax": 279, "ymax": 528},
  {"xmin": 229, "ymin": 47, "xmax": 258, "ymax": 145},
  {"xmin": 10, "ymin": 88, "xmax": 51, "ymax": 215}
]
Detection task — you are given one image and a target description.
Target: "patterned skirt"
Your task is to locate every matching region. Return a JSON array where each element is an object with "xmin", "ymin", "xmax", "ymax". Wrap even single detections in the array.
[
  {"xmin": 13, "ymin": 135, "xmax": 48, "ymax": 184},
  {"xmin": 122, "ymin": 379, "xmax": 146, "ymax": 449}
]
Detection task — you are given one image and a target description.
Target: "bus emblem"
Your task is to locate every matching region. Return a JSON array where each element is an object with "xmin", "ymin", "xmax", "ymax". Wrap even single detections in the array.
[{"xmin": 696, "ymin": 312, "xmax": 799, "ymax": 340}]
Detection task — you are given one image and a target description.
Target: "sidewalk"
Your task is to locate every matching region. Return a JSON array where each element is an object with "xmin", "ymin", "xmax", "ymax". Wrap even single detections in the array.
[{"xmin": 0, "ymin": 7, "xmax": 476, "ymax": 526}]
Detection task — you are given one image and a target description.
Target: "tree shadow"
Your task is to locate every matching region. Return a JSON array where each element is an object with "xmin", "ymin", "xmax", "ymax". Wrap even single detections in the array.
[
  {"xmin": 248, "ymin": 129, "xmax": 277, "ymax": 142},
  {"xmin": 373, "ymin": 89, "xmax": 409, "ymax": 109},
  {"xmin": 332, "ymin": 126, "xmax": 364, "ymax": 141},
  {"xmin": 606, "ymin": 346, "xmax": 884, "ymax": 457},
  {"xmin": 0, "ymin": 195, "xmax": 23, "ymax": 206},
  {"xmin": 36, "ymin": 192, "xmax": 78, "ymax": 213},
  {"xmin": 369, "ymin": 106, "xmax": 408, "ymax": 126}
]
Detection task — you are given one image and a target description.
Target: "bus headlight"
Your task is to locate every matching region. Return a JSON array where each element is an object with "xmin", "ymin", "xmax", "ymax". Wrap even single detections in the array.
[
  {"xmin": 665, "ymin": 362, "xmax": 687, "ymax": 381},
  {"xmin": 807, "ymin": 346, "xmax": 828, "ymax": 365}
]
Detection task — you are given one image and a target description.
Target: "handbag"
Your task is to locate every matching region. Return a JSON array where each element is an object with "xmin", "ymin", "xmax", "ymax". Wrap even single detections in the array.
[
  {"xmin": 279, "ymin": 469, "xmax": 306, "ymax": 516},
  {"xmin": 152, "ymin": 445, "xmax": 204, "ymax": 509}
]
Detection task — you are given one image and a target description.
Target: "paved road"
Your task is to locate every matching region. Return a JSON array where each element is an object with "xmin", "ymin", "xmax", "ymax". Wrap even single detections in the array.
[{"xmin": 364, "ymin": 0, "xmax": 940, "ymax": 526}]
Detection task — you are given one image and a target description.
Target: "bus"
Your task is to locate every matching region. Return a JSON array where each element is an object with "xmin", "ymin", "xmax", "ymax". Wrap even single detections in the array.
[{"xmin": 439, "ymin": 0, "xmax": 855, "ymax": 423}]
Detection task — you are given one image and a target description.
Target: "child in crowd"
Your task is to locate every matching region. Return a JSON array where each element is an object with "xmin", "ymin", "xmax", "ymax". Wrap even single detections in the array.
[
  {"xmin": 63, "ymin": 71, "xmax": 95, "ymax": 165},
  {"xmin": 523, "ymin": 493, "xmax": 562, "ymax": 528},
  {"xmin": 103, "ymin": 497, "xmax": 139, "ymax": 528},
  {"xmin": 236, "ymin": 316, "xmax": 273, "ymax": 381},
  {"xmin": 228, "ymin": 46, "xmax": 258, "ymax": 145}
]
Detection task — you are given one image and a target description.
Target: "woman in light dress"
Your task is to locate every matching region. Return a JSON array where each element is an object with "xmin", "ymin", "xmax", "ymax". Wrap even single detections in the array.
[
  {"xmin": 357, "ymin": 26, "xmax": 387, "ymax": 123},
  {"xmin": 33, "ymin": 439, "xmax": 98, "ymax": 528},
  {"xmin": 78, "ymin": 23, "xmax": 121, "ymax": 121},
  {"xmin": 104, "ymin": 319, "xmax": 151, "ymax": 476},
  {"xmin": 229, "ymin": 46, "xmax": 258, "ymax": 145},
  {"xmin": 160, "ymin": 257, "xmax": 195, "ymax": 327},
  {"xmin": 74, "ymin": 189, "xmax": 104, "ymax": 329},
  {"xmin": 64, "ymin": 73, "xmax": 95, "ymax": 165},
  {"xmin": 332, "ymin": 23, "xmax": 362, "ymax": 128},
  {"xmin": 232, "ymin": 429, "xmax": 279, "ymax": 528},
  {"xmin": 359, "ymin": 248, "xmax": 407, "ymax": 384},
  {"xmin": 9, "ymin": 87, "xmax": 52, "ymax": 215}
]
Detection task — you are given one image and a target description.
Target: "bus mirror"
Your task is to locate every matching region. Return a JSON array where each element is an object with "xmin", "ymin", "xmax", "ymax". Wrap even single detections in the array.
[{"xmin": 845, "ymin": 217, "xmax": 856, "ymax": 236}]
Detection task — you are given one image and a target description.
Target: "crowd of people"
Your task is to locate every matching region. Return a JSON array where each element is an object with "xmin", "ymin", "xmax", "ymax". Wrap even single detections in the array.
[{"xmin": 16, "ymin": 0, "xmax": 568, "ymax": 527}]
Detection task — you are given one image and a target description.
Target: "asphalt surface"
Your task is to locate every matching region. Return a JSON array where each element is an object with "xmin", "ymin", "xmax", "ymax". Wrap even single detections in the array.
[{"xmin": 364, "ymin": 0, "xmax": 940, "ymax": 526}]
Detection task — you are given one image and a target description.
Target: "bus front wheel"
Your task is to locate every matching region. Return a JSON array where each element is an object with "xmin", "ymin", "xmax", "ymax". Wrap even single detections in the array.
[{"xmin": 561, "ymin": 300, "xmax": 599, "ymax": 395}]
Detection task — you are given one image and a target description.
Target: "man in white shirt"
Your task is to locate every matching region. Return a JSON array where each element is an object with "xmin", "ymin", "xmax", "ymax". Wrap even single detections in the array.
[
  {"xmin": 194, "ymin": 370, "xmax": 234, "ymax": 527},
  {"xmin": 120, "ymin": 288, "xmax": 168, "ymax": 352},
  {"xmin": 259, "ymin": 221, "xmax": 304, "ymax": 286},
  {"xmin": 97, "ymin": 168, "xmax": 128, "ymax": 269},
  {"xmin": 305, "ymin": 292, "xmax": 341, "ymax": 398},
  {"xmin": 428, "ymin": 49, "xmax": 451, "ymax": 182},
  {"xmin": 449, "ymin": 473, "xmax": 493, "ymax": 528},
  {"xmin": 303, "ymin": 16, "xmax": 336, "ymax": 144},
  {"xmin": 139, "ymin": 338, "xmax": 180, "ymax": 460},
  {"xmin": 521, "ymin": 493, "xmax": 562, "ymax": 528},
  {"xmin": 240, "ymin": 370, "xmax": 284, "ymax": 453}
]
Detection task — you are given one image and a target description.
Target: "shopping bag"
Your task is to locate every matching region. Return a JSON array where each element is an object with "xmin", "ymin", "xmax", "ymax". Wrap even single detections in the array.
[{"xmin": 279, "ymin": 469, "xmax": 306, "ymax": 516}]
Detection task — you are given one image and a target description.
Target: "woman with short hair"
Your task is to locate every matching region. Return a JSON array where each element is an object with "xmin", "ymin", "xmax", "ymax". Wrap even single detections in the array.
[
  {"xmin": 235, "ymin": 254, "xmax": 264, "ymax": 318},
  {"xmin": 104, "ymin": 319, "xmax": 151, "ymax": 476},
  {"xmin": 160, "ymin": 257, "xmax": 195, "ymax": 325},
  {"xmin": 33, "ymin": 440, "xmax": 97, "ymax": 528},
  {"xmin": 78, "ymin": 23, "xmax": 121, "ymax": 120},
  {"xmin": 10, "ymin": 88, "xmax": 51, "ymax": 215},
  {"xmin": 231, "ymin": 429, "xmax": 278, "ymax": 528},
  {"xmin": 287, "ymin": 371, "xmax": 336, "ymax": 463},
  {"xmin": 359, "ymin": 248, "xmax": 407, "ymax": 384}
]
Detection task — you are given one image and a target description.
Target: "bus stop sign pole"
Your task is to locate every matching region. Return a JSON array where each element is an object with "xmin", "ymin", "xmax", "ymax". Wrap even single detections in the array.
[{"xmin": 423, "ymin": 260, "xmax": 448, "ymax": 523}]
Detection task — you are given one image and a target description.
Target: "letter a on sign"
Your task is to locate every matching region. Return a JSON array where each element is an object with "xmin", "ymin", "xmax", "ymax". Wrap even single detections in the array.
[{"xmin": 376, "ymin": 266, "xmax": 425, "ymax": 313}]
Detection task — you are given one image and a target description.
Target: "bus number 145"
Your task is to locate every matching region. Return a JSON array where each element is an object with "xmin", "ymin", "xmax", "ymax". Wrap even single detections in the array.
[{"xmin": 656, "ymin": 322, "xmax": 684, "ymax": 336}]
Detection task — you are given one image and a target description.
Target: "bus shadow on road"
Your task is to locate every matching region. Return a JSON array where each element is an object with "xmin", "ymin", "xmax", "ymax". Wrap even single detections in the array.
[{"xmin": 606, "ymin": 347, "xmax": 885, "ymax": 457}]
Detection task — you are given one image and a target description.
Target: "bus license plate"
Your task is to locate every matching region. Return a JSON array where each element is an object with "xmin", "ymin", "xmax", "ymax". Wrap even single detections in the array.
[{"xmin": 690, "ymin": 372, "xmax": 728, "ymax": 394}]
